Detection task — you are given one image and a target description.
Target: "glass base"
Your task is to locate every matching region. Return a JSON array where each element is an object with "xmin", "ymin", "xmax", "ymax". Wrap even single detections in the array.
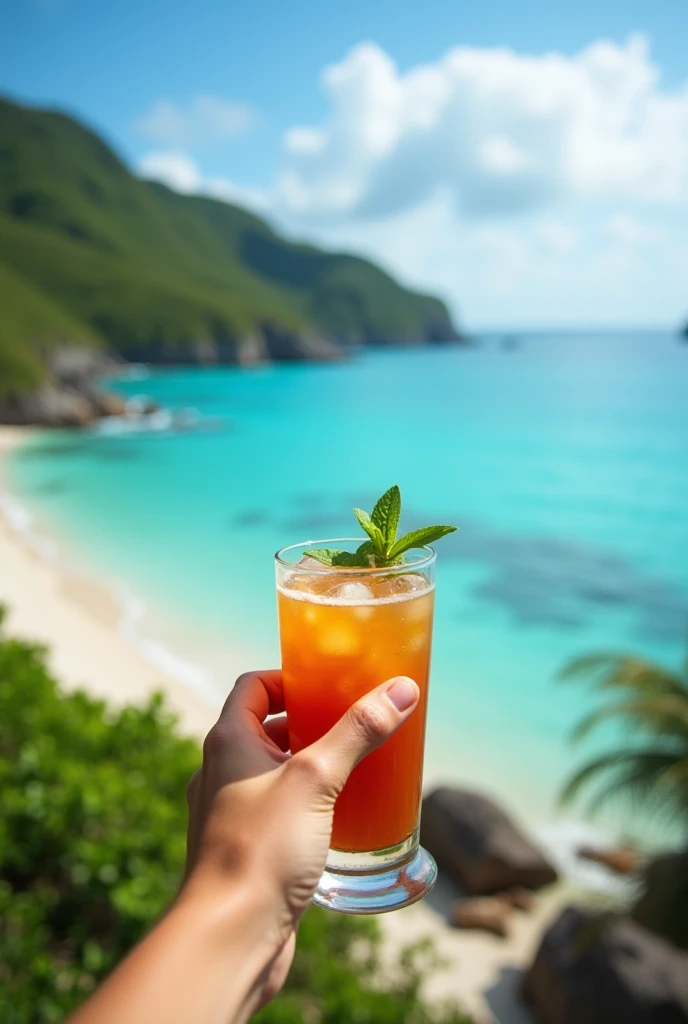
[{"xmin": 312, "ymin": 833, "xmax": 437, "ymax": 915}]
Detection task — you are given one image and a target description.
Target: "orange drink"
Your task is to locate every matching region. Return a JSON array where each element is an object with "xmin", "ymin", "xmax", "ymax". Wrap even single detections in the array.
[{"xmin": 275, "ymin": 539, "xmax": 438, "ymax": 914}]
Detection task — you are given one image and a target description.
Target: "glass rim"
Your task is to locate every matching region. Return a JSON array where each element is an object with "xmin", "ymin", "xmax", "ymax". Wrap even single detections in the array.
[{"xmin": 274, "ymin": 538, "xmax": 437, "ymax": 576}]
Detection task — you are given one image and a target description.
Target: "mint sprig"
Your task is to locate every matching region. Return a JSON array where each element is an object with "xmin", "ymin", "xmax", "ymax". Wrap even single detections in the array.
[{"xmin": 304, "ymin": 485, "xmax": 457, "ymax": 568}]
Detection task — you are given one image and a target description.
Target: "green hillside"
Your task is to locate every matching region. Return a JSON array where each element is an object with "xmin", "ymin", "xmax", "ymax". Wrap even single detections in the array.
[
  {"xmin": 0, "ymin": 262, "xmax": 97, "ymax": 397},
  {"xmin": 0, "ymin": 95, "xmax": 459, "ymax": 402}
]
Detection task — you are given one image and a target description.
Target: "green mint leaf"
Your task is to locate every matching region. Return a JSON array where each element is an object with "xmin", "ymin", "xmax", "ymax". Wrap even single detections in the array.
[
  {"xmin": 302, "ymin": 548, "xmax": 344, "ymax": 566},
  {"xmin": 389, "ymin": 525, "xmax": 458, "ymax": 560},
  {"xmin": 370, "ymin": 485, "xmax": 401, "ymax": 550},
  {"xmin": 356, "ymin": 540, "xmax": 377, "ymax": 565},
  {"xmin": 331, "ymin": 551, "xmax": 368, "ymax": 567},
  {"xmin": 307, "ymin": 490, "xmax": 458, "ymax": 570},
  {"xmin": 302, "ymin": 547, "xmax": 371, "ymax": 567},
  {"xmin": 353, "ymin": 508, "xmax": 386, "ymax": 555}
]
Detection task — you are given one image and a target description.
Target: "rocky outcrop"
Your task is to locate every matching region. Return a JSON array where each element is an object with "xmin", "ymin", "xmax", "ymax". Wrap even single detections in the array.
[
  {"xmin": 420, "ymin": 788, "xmax": 558, "ymax": 894},
  {"xmin": 632, "ymin": 848, "xmax": 688, "ymax": 951},
  {"xmin": 104, "ymin": 328, "xmax": 344, "ymax": 369},
  {"xmin": 261, "ymin": 324, "xmax": 344, "ymax": 362},
  {"xmin": 0, "ymin": 384, "xmax": 95, "ymax": 427},
  {"xmin": 0, "ymin": 325, "xmax": 345, "ymax": 425},
  {"xmin": 452, "ymin": 896, "xmax": 512, "ymax": 937},
  {"xmin": 577, "ymin": 844, "xmax": 639, "ymax": 875},
  {"xmin": 0, "ymin": 346, "xmax": 124, "ymax": 427},
  {"xmin": 523, "ymin": 906, "xmax": 688, "ymax": 1024}
]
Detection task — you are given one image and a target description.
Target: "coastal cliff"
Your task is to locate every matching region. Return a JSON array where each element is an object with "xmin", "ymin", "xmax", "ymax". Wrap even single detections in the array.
[{"xmin": 0, "ymin": 96, "xmax": 461, "ymax": 424}]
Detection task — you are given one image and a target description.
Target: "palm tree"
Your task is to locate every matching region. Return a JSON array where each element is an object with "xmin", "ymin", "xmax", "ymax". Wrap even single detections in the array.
[{"xmin": 559, "ymin": 650, "xmax": 688, "ymax": 827}]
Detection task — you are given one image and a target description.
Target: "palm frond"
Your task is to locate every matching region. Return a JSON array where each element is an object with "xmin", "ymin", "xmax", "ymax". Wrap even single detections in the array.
[
  {"xmin": 559, "ymin": 749, "xmax": 684, "ymax": 817},
  {"xmin": 663, "ymin": 759, "xmax": 688, "ymax": 783},
  {"xmin": 559, "ymin": 653, "xmax": 687, "ymax": 699},
  {"xmin": 570, "ymin": 695, "xmax": 688, "ymax": 744},
  {"xmin": 560, "ymin": 643, "xmax": 688, "ymax": 824},
  {"xmin": 585, "ymin": 753, "xmax": 687, "ymax": 823},
  {"xmin": 559, "ymin": 750, "xmax": 647, "ymax": 805},
  {"xmin": 559, "ymin": 653, "xmax": 629, "ymax": 681}
]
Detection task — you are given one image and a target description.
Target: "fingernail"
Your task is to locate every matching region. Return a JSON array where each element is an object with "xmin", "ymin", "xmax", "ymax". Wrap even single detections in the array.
[{"xmin": 385, "ymin": 677, "xmax": 419, "ymax": 712}]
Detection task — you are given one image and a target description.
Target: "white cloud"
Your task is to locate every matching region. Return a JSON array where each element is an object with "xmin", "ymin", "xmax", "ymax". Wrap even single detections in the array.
[
  {"xmin": 275, "ymin": 34, "xmax": 688, "ymax": 220},
  {"xmin": 536, "ymin": 218, "xmax": 581, "ymax": 253},
  {"xmin": 138, "ymin": 150, "xmax": 269, "ymax": 212},
  {"xmin": 479, "ymin": 136, "xmax": 531, "ymax": 176},
  {"xmin": 603, "ymin": 212, "xmax": 666, "ymax": 245},
  {"xmin": 134, "ymin": 36, "xmax": 688, "ymax": 328},
  {"xmin": 136, "ymin": 95, "xmax": 253, "ymax": 148},
  {"xmin": 139, "ymin": 151, "xmax": 201, "ymax": 192}
]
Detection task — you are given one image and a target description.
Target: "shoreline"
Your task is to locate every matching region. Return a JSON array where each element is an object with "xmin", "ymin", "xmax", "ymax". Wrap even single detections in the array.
[{"xmin": 0, "ymin": 426, "xmax": 218, "ymax": 740}]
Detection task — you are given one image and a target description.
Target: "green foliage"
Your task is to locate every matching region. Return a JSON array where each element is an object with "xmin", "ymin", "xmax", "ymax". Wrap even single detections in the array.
[
  {"xmin": 0, "ymin": 607, "xmax": 473, "ymax": 1023},
  {"xmin": 0, "ymin": 619, "xmax": 199, "ymax": 1022},
  {"xmin": 558, "ymin": 649, "xmax": 688, "ymax": 826},
  {"xmin": 0, "ymin": 96, "xmax": 457, "ymax": 397},
  {"xmin": 0, "ymin": 262, "xmax": 97, "ymax": 397},
  {"xmin": 559, "ymin": 648, "xmax": 688, "ymax": 953},
  {"xmin": 306, "ymin": 485, "xmax": 457, "ymax": 567},
  {"xmin": 255, "ymin": 919, "xmax": 472, "ymax": 1024}
]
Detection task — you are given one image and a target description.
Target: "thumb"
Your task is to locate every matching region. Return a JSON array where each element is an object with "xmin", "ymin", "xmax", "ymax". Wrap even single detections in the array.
[{"xmin": 298, "ymin": 676, "xmax": 420, "ymax": 797}]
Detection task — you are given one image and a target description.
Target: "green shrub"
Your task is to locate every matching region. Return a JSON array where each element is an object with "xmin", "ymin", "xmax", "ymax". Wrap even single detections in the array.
[{"xmin": 0, "ymin": 607, "xmax": 472, "ymax": 1023}]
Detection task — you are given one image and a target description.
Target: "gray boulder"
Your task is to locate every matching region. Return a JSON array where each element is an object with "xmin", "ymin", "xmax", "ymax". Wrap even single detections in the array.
[
  {"xmin": 632, "ymin": 848, "xmax": 688, "ymax": 951},
  {"xmin": 420, "ymin": 788, "xmax": 558, "ymax": 894},
  {"xmin": 523, "ymin": 905, "xmax": 688, "ymax": 1024}
]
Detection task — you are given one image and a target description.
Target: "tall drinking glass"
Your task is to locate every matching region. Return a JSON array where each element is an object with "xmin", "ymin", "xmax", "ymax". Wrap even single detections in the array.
[{"xmin": 275, "ymin": 539, "xmax": 438, "ymax": 914}]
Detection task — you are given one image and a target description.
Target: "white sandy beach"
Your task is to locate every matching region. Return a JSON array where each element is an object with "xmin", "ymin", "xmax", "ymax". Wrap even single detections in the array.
[
  {"xmin": 0, "ymin": 424, "xmax": 582, "ymax": 1024},
  {"xmin": 0, "ymin": 427, "xmax": 218, "ymax": 739}
]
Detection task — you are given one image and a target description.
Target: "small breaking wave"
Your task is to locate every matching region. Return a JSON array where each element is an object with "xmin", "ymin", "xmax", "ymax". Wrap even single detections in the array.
[
  {"xmin": 535, "ymin": 819, "xmax": 637, "ymax": 896},
  {"xmin": 0, "ymin": 488, "xmax": 220, "ymax": 709},
  {"xmin": 113, "ymin": 581, "xmax": 220, "ymax": 707}
]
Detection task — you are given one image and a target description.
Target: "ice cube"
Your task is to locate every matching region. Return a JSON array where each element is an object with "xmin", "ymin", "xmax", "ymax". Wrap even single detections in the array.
[
  {"xmin": 317, "ymin": 624, "xmax": 361, "ymax": 657},
  {"xmin": 404, "ymin": 630, "xmax": 427, "ymax": 652},
  {"xmin": 281, "ymin": 570, "xmax": 300, "ymax": 591},
  {"xmin": 375, "ymin": 573, "xmax": 429, "ymax": 599},
  {"xmin": 395, "ymin": 574, "xmax": 429, "ymax": 593},
  {"xmin": 335, "ymin": 581, "xmax": 374, "ymax": 603},
  {"xmin": 297, "ymin": 555, "xmax": 328, "ymax": 570}
]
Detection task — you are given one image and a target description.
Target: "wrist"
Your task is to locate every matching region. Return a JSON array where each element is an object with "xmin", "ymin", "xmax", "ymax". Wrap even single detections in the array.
[{"xmin": 178, "ymin": 865, "xmax": 283, "ymax": 963}]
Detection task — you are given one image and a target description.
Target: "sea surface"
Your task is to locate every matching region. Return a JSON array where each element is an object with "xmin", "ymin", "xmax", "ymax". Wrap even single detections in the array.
[{"xmin": 7, "ymin": 331, "xmax": 688, "ymax": 852}]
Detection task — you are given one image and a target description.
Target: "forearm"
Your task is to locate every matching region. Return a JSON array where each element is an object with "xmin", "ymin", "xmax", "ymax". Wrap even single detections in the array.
[{"xmin": 69, "ymin": 877, "xmax": 279, "ymax": 1024}]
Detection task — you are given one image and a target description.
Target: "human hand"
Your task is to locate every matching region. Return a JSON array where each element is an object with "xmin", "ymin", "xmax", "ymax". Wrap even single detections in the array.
[{"xmin": 183, "ymin": 669, "xmax": 420, "ymax": 1010}]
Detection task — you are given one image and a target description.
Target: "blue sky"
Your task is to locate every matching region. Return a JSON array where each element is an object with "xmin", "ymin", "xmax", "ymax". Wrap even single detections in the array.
[{"xmin": 3, "ymin": 0, "xmax": 688, "ymax": 330}]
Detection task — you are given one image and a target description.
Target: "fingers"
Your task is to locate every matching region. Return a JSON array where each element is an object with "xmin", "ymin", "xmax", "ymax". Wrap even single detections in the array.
[
  {"xmin": 263, "ymin": 715, "xmax": 291, "ymax": 753},
  {"xmin": 216, "ymin": 670, "xmax": 285, "ymax": 739},
  {"xmin": 292, "ymin": 677, "xmax": 419, "ymax": 796},
  {"xmin": 184, "ymin": 768, "xmax": 202, "ymax": 879}
]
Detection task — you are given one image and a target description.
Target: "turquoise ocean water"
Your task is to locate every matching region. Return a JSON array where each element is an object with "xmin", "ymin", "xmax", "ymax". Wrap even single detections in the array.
[{"xmin": 7, "ymin": 332, "xmax": 688, "ymax": 846}]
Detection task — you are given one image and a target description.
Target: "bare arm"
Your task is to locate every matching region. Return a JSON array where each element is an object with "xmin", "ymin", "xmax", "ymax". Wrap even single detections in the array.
[{"xmin": 68, "ymin": 670, "xmax": 419, "ymax": 1024}]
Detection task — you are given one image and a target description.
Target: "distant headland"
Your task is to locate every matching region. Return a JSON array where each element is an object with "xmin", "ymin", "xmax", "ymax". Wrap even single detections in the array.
[{"xmin": 0, "ymin": 96, "xmax": 462, "ymax": 425}]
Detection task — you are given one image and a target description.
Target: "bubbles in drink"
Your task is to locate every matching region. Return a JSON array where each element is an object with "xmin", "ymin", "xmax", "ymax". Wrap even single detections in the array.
[{"xmin": 279, "ymin": 562, "xmax": 431, "ymax": 605}]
